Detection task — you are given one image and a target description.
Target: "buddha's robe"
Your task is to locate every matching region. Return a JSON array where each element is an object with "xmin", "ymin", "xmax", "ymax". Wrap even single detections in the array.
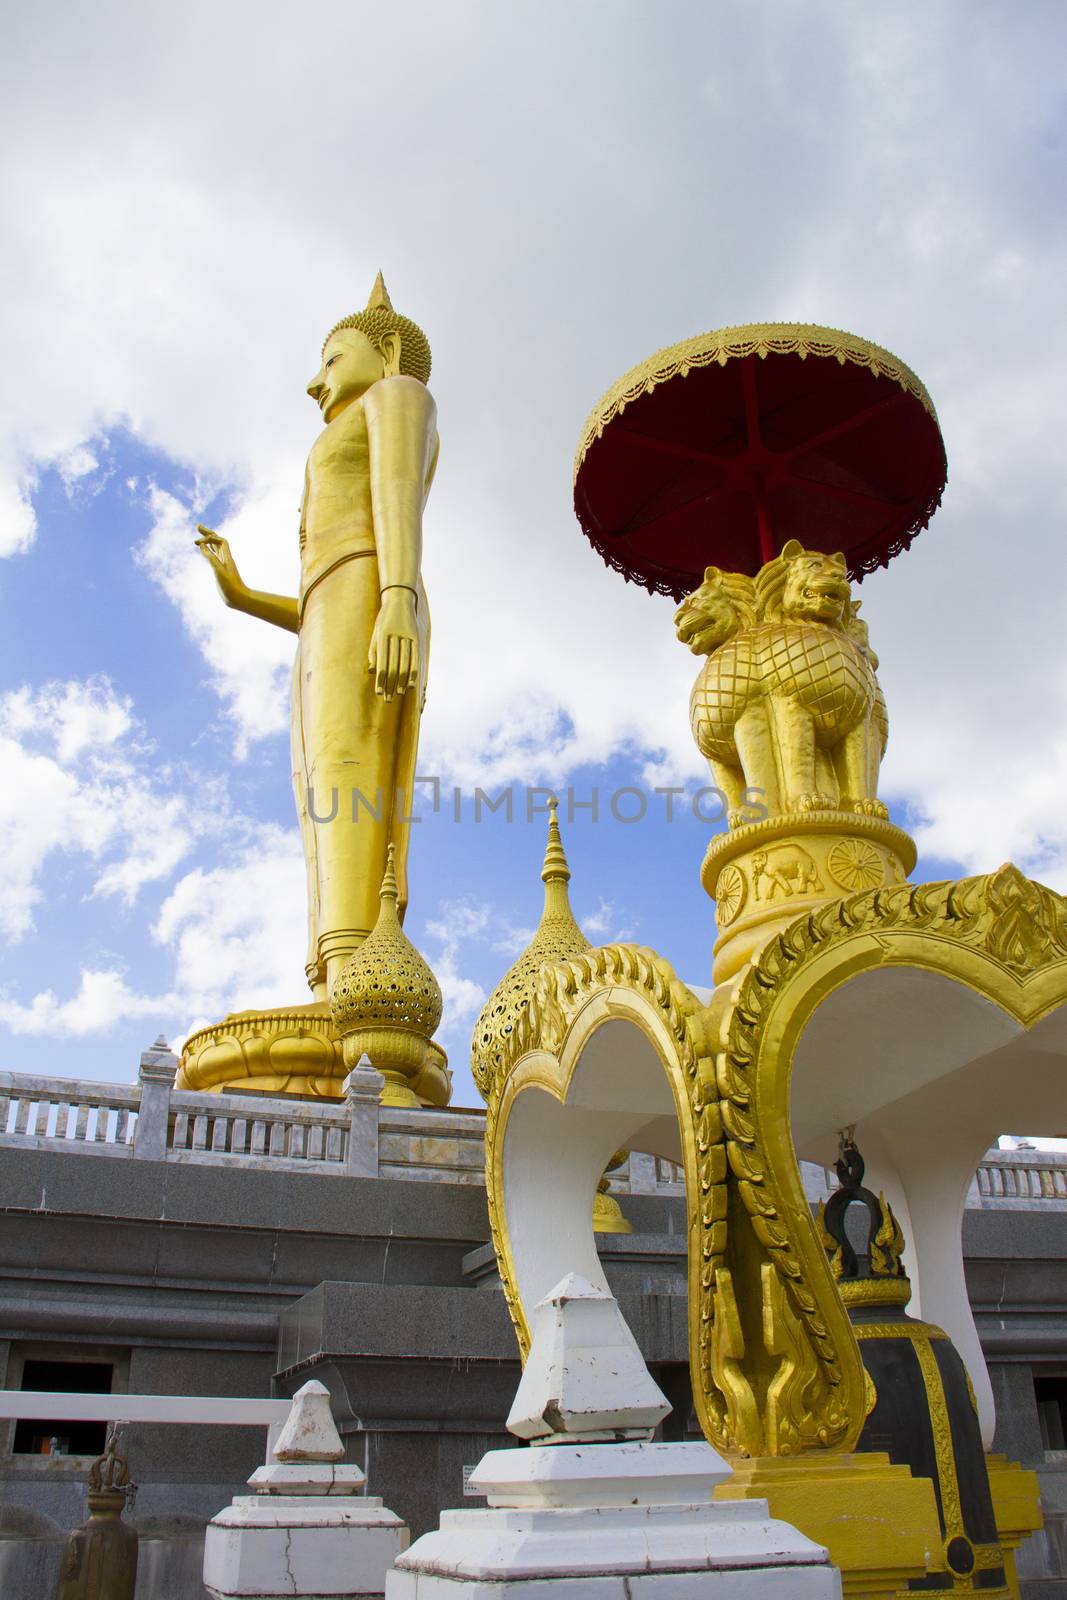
[{"xmin": 291, "ymin": 374, "xmax": 438, "ymax": 994}]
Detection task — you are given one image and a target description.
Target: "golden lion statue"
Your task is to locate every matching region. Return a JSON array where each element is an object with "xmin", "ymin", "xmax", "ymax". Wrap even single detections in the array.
[{"xmin": 675, "ymin": 540, "xmax": 888, "ymax": 825}]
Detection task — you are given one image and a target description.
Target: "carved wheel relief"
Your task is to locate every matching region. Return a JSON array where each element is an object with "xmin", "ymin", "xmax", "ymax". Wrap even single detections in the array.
[
  {"xmin": 828, "ymin": 838, "xmax": 884, "ymax": 892},
  {"xmin": 715, "ymin": 864, "xmax": 746, "ymax": 926}
]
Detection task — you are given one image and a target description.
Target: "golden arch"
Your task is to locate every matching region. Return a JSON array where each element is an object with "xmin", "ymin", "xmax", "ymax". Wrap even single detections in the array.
[{"xmin": 484, "ymin": 867, "xmax": 1067, "ymax": 1461}]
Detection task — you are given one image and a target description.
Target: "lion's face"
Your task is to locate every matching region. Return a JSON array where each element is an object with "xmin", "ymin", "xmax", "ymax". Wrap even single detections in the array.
[
  {"xmin": 675, "ymin": 573, "xmax": 740, "ymax": 656},
  {"xmin": 781, "ymin": 549, "xmax": 851, "ymax": 628}
]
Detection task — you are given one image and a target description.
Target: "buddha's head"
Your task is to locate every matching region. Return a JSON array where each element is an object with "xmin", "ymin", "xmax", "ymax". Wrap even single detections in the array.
[{"xmin": 307, "ymin": 272, "xmax": 431, "ymax": 422}]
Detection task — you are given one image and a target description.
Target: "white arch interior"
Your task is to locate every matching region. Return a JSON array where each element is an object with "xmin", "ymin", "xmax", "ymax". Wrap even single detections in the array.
[
  {"xmin": 502, "ymin": 1017, "xmax": 683, "ymax": 1319},
  {"xmin": 791, "ymin": 966, "xmax": 1067, "ymax": 1447}
]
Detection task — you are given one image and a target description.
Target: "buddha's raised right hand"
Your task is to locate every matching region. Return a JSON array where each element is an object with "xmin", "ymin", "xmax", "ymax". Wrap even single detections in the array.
[{"xmin": 195, "ymin": 525, "xmax": 245, "ymax": 607}]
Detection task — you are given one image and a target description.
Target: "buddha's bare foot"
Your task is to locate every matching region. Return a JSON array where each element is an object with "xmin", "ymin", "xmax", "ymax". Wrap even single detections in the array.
[
  {"xmin": 788, "ymin": 792, "xmax": 835, "ymax": 813},
  {"xmin": 843, "ymin": 797, "xmax": 889, "ymax": 819}
]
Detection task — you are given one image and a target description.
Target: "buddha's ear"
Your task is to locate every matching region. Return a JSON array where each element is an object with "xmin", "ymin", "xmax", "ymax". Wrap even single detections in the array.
[{"xmin": 377, "ymin": 330, "xmax": 402, "ymax": 377}]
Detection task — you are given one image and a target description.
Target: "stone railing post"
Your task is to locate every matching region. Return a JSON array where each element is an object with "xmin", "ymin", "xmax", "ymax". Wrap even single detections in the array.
[
  {"xmin": 344, "ymin": 1056, "xmax": 382, "ymax": 1177},
  {"xmin": 133, "ymin": 1036, "xmax": 178, "ymax": 1161}
]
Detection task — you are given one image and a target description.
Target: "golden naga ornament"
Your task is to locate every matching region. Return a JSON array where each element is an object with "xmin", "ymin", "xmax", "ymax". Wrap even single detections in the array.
[{"xmin": 179, "ymin": 274, "xmax": 447, "ymax": 1103}]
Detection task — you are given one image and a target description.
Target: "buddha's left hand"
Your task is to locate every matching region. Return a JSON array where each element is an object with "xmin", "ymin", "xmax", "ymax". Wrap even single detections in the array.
[{"xmin": 369, "ymin": 586, "xmax": 420, "ymax": 700}]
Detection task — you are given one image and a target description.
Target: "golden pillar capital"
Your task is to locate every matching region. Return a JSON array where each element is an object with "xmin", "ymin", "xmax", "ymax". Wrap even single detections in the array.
[{"xmin": 703, "ymin": 811, "xmax": 916, "ymax": 984}]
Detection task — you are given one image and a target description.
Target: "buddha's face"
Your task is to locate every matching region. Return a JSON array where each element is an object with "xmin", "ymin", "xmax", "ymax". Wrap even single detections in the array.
[{"xmin": 307, "ymin": 329, "xmax": 385, "ymax": 421}]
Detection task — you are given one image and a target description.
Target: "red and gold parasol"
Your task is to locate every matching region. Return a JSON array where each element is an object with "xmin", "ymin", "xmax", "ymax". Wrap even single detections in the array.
[{"xmin": 573, "ymin": 323, "xmax": 946, "ymax": 598}]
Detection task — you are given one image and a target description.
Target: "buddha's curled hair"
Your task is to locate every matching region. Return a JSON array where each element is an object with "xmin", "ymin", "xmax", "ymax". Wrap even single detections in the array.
[{"xmin": 323, "ymin": 307, "xmax": 431, "ymax": 384}]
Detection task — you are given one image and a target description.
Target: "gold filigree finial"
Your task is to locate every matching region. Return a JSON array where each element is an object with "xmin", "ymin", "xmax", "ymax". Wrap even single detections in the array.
[
  {"xmin": 470, "ymin": 808, "xmax": 590, "ymax": 1099},
  {"xmin": 542, "ymin": 797, "xmax": 570, "ymax": 885},
  {"xmin": 329, "ymin": 849, "xmax": 442, "ymax": 1107},
  {"xmin": 366, "ymin": 270, "xmax": 393, "ymax": 313},
  {"xmin": 380, "ymin": 842, "xmax": 399, "ymax": 902}
]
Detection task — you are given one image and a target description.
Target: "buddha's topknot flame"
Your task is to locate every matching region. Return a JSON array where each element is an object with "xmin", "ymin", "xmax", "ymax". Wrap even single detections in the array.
[{"xmin": 323, "ymin": 271, "xmax": 431, "ymax": 385}]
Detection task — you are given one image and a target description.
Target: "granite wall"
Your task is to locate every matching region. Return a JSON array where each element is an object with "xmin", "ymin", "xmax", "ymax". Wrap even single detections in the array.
[{"xmin": 0, "ymin": 1142, "xmax": 1064, "ymax": 1597}]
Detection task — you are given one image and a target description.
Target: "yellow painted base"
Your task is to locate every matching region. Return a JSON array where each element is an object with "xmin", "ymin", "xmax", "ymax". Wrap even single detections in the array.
[
  {"xmin": 177, "ymin": 1004, "xmax": 451, "ymax": 1107},
  {"xmin": 378, "ymin": 1071, "xmax": 424, "ymax": 1109},
  {"xmin": 714, "ymin": 1453, "xmax": 943, "ymax": 1597},
  {"xmin": 986, "ymin": 1454, "xmax": 1043, "ymax": 1600},
  {"xmin": 592, "ymin": 1187, "xmax": 633, "ymax": 1234}
]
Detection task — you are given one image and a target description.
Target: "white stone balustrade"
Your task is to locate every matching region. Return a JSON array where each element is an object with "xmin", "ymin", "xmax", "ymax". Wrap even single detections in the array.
[
  {"xmin": 0, "ymin": 1060, "xmax": 1063, "ymax": 1206},
  {"xmin": 0, "ymin": 1073, "xmax": 140, "ymax": 1151},
  {"xmin": 969, "ymin": 1147, "xmax": 1067, "ymax": 1206},
  {"xmin": 167, "ymin": 1089, "xmax": 351, "ymax": 1169}
]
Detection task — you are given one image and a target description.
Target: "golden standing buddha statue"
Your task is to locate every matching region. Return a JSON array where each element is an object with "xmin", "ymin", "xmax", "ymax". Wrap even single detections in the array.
[{"xmin": 178, "ymin": 276, "xmax": 448, "ymax": 1103}]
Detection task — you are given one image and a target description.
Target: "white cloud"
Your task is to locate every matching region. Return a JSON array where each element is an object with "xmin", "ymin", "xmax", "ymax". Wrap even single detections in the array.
[
  {"xmin": 885, "ymin": 726, "xmax": 1067, "ymax": 894},
  {"xmin": 0, "ymin": 472, "xmax": 38, "ymax": 559},
  {"xmin": 0, "ymin": 739, "xmax": 107, "ymax": 939},
  {"xmin": 583, "ymin": 899, "xmax": 637, "ymax": 943},
  {"xmin": 56, "ymin": 445, "xmax": 100, "ymax": 491},
  {"xmin": 1, "ymin": 678, "xmax": 132, "ymax": 763},
  {"xmin": 153, "ymin": 827, "xmax": 307, "ymax": 1023},
  {"xmin": 493, "ymin": 924, "xmax": 536, "ymax": 959},
  {"xmin": 0, "ymin": 678, "xmax": 201, "ymax": 938},
  {"xmin": 90, "ymin": 787, "xmax": 197, "ymax": 906},
  {"xmin": 0, "ymin": 969, "xmax": 179, "ymax": 1038},
  {"xmin": 0, "ymin": 813, "xmax": 310, "ymax": 1043},
  {"xmin": 11, "ymin": 2, "xmax": 1063, "ymax": 818},
  {"xmin": 135, "ymin": 485, "xmax": 293, "ymax": 757},
  {"xmin": 423, "ymin": 899, "xmax": 491, "ymax": 1047}
]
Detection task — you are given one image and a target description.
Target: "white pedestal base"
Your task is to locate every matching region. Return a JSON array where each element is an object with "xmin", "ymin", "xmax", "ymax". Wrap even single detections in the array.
[
  {"xmin": 386, "ymin": 1443, "xmax": 841, "ymax": 1599},
  {"xmin": 205, "ymin": 1493, "xmax": 409, "ymax": 1599},
  {"xmin": 204, "ymin": 1377, "xmax": 410, "ymax": 1598}
]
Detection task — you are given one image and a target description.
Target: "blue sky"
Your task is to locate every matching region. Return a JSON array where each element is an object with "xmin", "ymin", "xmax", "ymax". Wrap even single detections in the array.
[
  {"xmin": 1, "ymin": 2, "xmax": 1065, "ymax": 1116},
  {"xmin": 0, "ymin": 439, "xmax": 965, "ymax": 1105}
]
